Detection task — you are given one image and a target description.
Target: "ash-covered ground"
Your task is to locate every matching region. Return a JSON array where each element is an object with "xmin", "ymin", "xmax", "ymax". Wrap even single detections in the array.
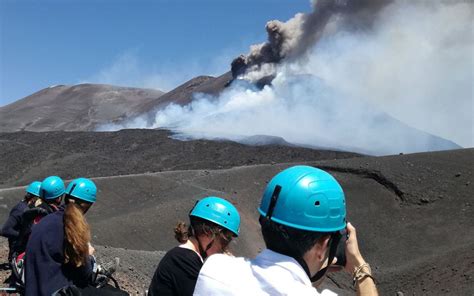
[
  {"xmin": 0, "ymin": 130, "xmax": 472, "ymax": 295},
  {"xmin": 0, "ymin": 129, "xmax": 359, "ymax": 188}
]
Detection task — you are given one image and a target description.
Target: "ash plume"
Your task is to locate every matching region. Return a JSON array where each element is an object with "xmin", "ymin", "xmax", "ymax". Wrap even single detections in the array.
[
  {"xmin": 232, "ymin": 0, "xmax": 393, "ymax": 79},
  {"xmin": 100, "ymin": 0, "xmax": 473, "ymax": 154}
]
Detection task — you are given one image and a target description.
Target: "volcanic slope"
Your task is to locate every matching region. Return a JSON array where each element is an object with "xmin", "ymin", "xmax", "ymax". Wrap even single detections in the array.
[
  {"xmin": 0, "ymin": 84, "xmax": 164, "ymax": 132},
  {"xmin": 0, "ymin": 149, "xmax": 472, "ymax": 295},
  {"xmin": 0, "ymin": 73, "xmax": 231, "ymax": 133},
  {"xmin": 0, "ymin": 74, "xmax": 461, "ymax": 155},
  {"xmin": 134, "ymin": 72, "xmax": 232, "ymax": 117},
  {"xmin": 0, "ymin": 129, "xmax": 360, "ymax": 188},
  {"xmin": 115, "ymin": 72, "xmax": 460, "ymax": 155}
]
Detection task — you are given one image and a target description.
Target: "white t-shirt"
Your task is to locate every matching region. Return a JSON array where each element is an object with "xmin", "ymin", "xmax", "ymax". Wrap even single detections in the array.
[{"xmin": 193, "ymin": 249, "xmax": 337, "ymax": 296}]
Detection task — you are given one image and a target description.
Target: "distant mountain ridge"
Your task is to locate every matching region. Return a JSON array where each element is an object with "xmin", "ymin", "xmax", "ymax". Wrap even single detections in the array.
[
  {"xmin": 0, "ymin": 84, "xmax": 164, "ymax": 132},
  {"xmin": 0, "ymin": 72, "xmax": 233, "ymax": 132},
  {"xmin": 0, "ymin": 74, "xmax": 461, "ymax": 156},
  {"xmin": 134, "ymin": 72, "xmax": 232, "ymax": 124}
]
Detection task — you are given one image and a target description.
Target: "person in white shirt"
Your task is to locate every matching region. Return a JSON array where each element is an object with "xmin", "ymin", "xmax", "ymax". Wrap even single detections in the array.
[{"xmin": 194, "ymin": 165, "xmax": 378, "ymax": 296}]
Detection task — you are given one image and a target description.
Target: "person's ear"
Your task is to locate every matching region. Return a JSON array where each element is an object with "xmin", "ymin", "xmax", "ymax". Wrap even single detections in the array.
[{"xmin": 315, "ymin": 235, "xmax": 331, "ymax": 260}]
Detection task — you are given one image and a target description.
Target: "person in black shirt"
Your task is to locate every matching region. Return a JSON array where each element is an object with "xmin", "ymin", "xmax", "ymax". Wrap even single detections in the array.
[
  {"xmin": 1, "ymin": 181, "xmax": 41, "ymax": 261},
  {"xmin": 148, "ymin": 196, "xmax": 241, "ymax": 296}
]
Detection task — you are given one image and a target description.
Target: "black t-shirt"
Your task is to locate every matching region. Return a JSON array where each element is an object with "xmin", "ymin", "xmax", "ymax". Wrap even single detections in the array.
[{"xmin": 148, "ymin": 246, "xmax": 203, "ymax": 296}]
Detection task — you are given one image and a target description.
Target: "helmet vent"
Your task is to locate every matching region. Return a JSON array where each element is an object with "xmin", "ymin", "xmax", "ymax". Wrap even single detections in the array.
[
  {"xmin": 206, "ymin": 204, "xmax": 210, "ymax": 207},
  {"xmin": 227, "ymin": 212, "xmax": 230, "ymax": 216},
  {"xmin": 224, "ymin": 221, "xmax": 227, "ymax": 224},
  {"xmin": 314, "ymin": 201, "xmax": 320, "ymax": 206}
]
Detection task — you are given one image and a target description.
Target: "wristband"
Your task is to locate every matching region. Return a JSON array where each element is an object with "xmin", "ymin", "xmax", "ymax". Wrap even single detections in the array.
[{"xmin": 352, "ymin": 263, "xmax": 375, "ymax": 287}]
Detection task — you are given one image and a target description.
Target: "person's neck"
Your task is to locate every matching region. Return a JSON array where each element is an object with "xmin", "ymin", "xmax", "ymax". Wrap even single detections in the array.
[
  {"xmin": 303, "ymin": 252, "xmax": 325, "ymax": 279},
  {"xmin": 180, "ymin": 237, "xmax": 198, "ymax": 252},
  {"xmin": 180, "ymin": 237, "xmax": 204, "ymax": 261}
]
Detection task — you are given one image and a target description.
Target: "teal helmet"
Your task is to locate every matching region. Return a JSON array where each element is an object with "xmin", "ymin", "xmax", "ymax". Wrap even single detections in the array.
[
  {"xmin": 259, "ymin": 166, "xmax": 346, "ymax": 233},
  {"xmin": 25, "ymin": 181, "xmax": 42, "ymax": 197},
  {"xmin": 190, "ymin": 196, "xmax": 240, "ymax": 236},
  {"xmin": 65, "ymin": 178, "xmax": 97, "ymax": 203},
  {"xmin": 40, "ymin": 176, "xmax": 65, "ymax": 200}
]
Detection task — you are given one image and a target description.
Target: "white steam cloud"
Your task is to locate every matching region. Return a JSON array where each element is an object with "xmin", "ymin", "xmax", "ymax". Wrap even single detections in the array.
[{"xmin": 101, "ymin": 0, "xmax": 473, "ymax": 155}]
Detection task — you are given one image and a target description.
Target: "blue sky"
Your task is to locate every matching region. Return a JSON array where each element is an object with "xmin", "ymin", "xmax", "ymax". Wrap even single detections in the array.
[{"xmin": 0, "ymin": 0, "xmax": 310, "ymax": 106}]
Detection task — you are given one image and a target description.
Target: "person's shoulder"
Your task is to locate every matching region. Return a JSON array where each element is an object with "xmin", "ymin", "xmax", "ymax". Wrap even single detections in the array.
[
  {"xmin": 195, "ymin": 254, "xmax": 268, "ymax": 296},
  {"xmin": 40, "ymin": 208, "xmax": 62, "ymax": 221},
  {"xmin": 167, "ymin": 246, "xmax": 199, "ymax": 257},
  {"xmin": 204, "ymin": 253, "xmax": 247, "ymax": 267},
  {"xmin": 162, "ymin": 246, "xmax": 201, "ymax": 264},
  {"xmin": 32, "ymin": 208, "xmax": 63, "ymax": 231},
  {"xmin": 11, "ymin": 201, "xmax": 27, "ymax": 213},
  {"xmin": 199, "ymin": 254, "xmax": 249, "ymax": 283}
]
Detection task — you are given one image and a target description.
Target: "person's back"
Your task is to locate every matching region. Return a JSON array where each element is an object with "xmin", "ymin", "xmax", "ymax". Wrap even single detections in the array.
[
  {"xmin": 25, "ymin": 208, "xmax": 93, "ymax": 296},
  {"xmin": 1, "ymin": 200, "xmax": 28, "ymax": 260},
  {"xmin": 13, "ymin": 201, "xmax": 57, "ymax": 255},
  {"xmin": 1, "ymin": 181, "xmax": 41, "ymax": 261},
  {"xmin": 25, "ymin": 209, "xmax": 71, "ymax": 295},
  {"xmin": 194, "ymin": 251, "xmax": 336, "ymax": 296},
  {"xmin": 148, "ymin": 246, "xmax": 203, "ymax": 296}
]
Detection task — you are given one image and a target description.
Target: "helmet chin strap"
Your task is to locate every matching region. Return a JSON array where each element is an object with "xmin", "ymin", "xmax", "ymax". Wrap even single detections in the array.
[
  {"xmin": 297, "ymin": 232, "xmax": 342, "ymax": 282},
  {"xmin": 192, "ymin": 226, "xmax": 216, "ymax": 261}
]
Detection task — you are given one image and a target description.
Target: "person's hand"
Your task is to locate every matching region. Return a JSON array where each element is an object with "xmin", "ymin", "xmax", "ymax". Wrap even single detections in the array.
[
  {"xmin": 88, "ymin": 243, "xmax": 95, "ymax": 255},
  {"xmin": 344, "ymin": 222, "xmax": 366, "ymax": 273}
]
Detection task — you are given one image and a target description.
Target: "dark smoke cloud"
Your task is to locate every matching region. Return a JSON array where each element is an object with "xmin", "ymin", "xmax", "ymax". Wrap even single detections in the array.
[{"xmin": 232, "ymin": 0, "xmax": 393, "ymax": 78}]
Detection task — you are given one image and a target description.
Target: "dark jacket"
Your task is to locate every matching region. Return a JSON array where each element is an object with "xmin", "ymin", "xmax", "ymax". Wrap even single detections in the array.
[
  {"xmin": 25, "ymin": 208, "xmax": 93, "ymax": 296},
  {"xmin": 1, "ymin": 200, "xmax": 28, "ymax": 260},
  {"xmin": 13, "ymin": 202, "xmax": 57, "ymax": 255}
]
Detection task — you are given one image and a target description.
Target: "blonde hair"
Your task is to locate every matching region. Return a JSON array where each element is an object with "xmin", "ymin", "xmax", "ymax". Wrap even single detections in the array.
[{"xmin": 63, "ymin": 202, "xmax": 91, "ymax": 267}]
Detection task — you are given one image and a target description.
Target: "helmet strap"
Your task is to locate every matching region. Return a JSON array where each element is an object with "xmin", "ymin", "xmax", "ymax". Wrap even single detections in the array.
[
  {"xmin": 307, "ymin": 232, "xmax": 341, "ymax": 282},
  {"xmin": 67, "ymin": 184, "xmax": 77, "ymax": 196},
  {"xmin": 266, "ymin": 185, "xmax": 282, "ymax": 219},
  {"xmin": 191, "ymin": 225, "xmax": 215, "ymax": 261}
]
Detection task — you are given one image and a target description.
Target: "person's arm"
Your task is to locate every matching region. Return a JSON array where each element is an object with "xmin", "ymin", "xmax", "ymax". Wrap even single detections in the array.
[
  {"xmin": 344, "ymin": 222, "xmax": 378, "ymax": 296},
  {"xmin": 1, "ymin": 207, "xmax": 22, "ymax": 238},
  {"xmin": 67, "ymin": 255, "xmax": 95, "ymax": 287}
]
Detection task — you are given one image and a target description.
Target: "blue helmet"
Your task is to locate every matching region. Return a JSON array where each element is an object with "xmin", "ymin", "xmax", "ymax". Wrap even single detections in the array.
[
  {"xmin": 259, "ymin": 166, "xmax": 346, "ymax": 233},
  {"xmin": 65, "ymin": 178, "xmax": 97, "ymax": 203},
  {"xmin": 190, "ymin": 196, "xmax": 240, "ymax": 236},
  {"xmin": 40, "ymin": 176, "xmax": 65, "ymax": 200},
  {"xmin": 25, "ymin": 181, "xmax": 42, "ymax": 197}
]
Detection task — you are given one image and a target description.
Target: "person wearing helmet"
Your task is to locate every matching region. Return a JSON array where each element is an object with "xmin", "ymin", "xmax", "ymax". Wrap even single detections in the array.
[
  {"xmin": 1, "ymin": 181, "xmax": 41, "ymax": 261},
  {"xmin": 194, "ymin": 166, "xmax": 378, "ymax": 296},
  {"xmin": 12, "ymin": 176, "xmax": 65, "ymax": 256},
  {"xmin": 148, "ymin": 196, "xmax": 241, "ymax": 296},
  {"xmin": 24, "ymin": 177, "xmax": 127, "ymax": 296},
  {"xmin": 25, "ymin": 178, "xmax": 94, "ymax": 295}
]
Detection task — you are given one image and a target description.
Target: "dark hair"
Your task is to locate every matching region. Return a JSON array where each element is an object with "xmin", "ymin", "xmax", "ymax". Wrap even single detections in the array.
[
  {"xmin": 259, "ymin": 216, "xmax": 326, "ymax": 258},
  {"xmin": 174, "ymin": 217, "xmax": 234, "ymax": 250},
  {"xmin": 24, "ymin": 193, "xmax": 36, "ymax": 200}
]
